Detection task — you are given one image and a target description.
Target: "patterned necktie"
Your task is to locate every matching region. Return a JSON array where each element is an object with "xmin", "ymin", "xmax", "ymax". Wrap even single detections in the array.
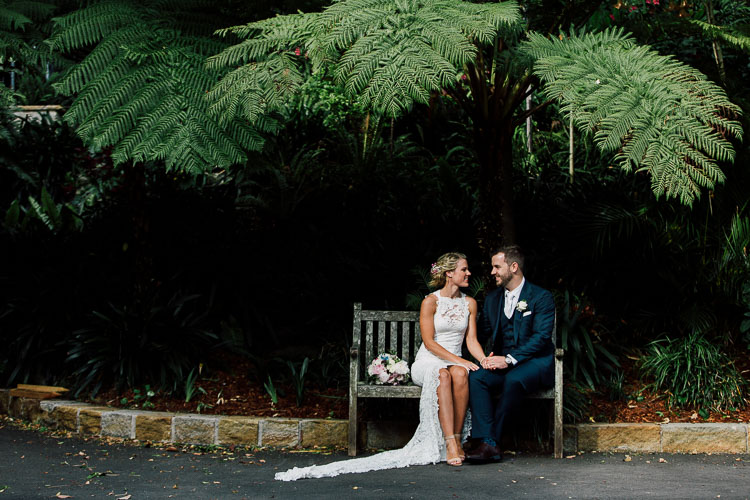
[{"xmin": 504, "ymin": 290, "xmax": 515, "ymax": 319}]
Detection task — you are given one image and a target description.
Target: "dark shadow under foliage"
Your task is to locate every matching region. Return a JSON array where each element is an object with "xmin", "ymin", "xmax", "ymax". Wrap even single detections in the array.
[{"xmin": 2, "ymin": 83, "xmax": 749, "ymax": 420}]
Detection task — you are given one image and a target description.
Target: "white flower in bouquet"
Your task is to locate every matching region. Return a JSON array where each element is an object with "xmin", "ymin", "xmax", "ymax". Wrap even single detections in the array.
[{"xmin": 367, "ymin": 353, "xmax": 411, "ymax": 385}]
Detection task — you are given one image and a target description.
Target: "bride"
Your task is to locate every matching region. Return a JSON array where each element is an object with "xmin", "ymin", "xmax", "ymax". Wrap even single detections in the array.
[{"xmin": 276, "ymin": 252, "xmax": 485, "ymax": 481}]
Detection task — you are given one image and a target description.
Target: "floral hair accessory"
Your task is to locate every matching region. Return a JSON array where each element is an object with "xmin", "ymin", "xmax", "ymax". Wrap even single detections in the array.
[{"xmin": 430, "ymin": 262, "xmax": 440, "ymax": 275}]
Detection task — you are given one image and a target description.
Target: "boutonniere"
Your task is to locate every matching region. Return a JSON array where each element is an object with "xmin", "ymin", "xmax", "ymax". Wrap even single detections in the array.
[{"xmin": 516, "ymin": 300, "xmax": 529, "ymax": 313}]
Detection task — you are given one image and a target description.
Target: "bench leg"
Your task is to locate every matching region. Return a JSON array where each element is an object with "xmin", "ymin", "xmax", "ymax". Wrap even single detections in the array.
[
  {"xmin": 348, "ymin": 394, "xmax": 358, "ymax": 456},
  {"xmin": 554, "ymin": 392, "xmax": 563, "ymax": 458}
]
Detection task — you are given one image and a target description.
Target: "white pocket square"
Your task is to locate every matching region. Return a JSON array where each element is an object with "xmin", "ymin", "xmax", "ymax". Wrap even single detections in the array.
[{"xmin": 523, "ymin": 311, "xmax": 532, "ymax": 317}]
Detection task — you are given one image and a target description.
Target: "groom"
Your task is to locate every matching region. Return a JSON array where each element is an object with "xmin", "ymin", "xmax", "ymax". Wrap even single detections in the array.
[{"xmin": 465, "ymin": 245, "xmax": 555, "ymax": 463}]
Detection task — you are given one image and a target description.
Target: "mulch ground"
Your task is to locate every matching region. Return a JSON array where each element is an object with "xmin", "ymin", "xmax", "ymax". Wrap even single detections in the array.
[{"xmin": 88, "ymin": 352, "xmax": 349, "ymax": 419}]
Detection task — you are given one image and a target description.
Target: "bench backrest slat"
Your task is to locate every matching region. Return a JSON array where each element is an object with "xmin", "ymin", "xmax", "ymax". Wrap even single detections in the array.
[
  {"xmin": 390, "ymin": 321, "xmax": 399, "ymax": 353},
  {"xmin": 354, "ymin": 304, "xmax": 423, "ymax": 382},
  {"xmin": 359, "ymin": 310, "xmax": 419, "ymax": 322},
  {"xmin": 377, "ymin": 322, "xmax": 386, "ymax": 354}
]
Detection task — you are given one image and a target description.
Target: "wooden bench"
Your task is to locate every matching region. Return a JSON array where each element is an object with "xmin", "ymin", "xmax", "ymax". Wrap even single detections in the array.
[{"xmin": 349, "ymin": 302, "xmax": 564, "ymax": 458}]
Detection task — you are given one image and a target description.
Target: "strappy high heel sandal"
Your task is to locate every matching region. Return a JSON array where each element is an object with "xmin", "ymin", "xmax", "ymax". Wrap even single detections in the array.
[
  {"xmin": 452, "ymin": 434, "xmax": 465, "ymax": 461},
  {"xmin": 444, "ymin": 435, "xmax": 463, "ymax": 466}
]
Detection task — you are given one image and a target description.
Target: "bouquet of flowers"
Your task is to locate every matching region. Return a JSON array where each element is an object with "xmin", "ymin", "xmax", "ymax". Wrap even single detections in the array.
[{"xmin": 367, "ymin": 352, "xmax": 411, "ymax": 385}]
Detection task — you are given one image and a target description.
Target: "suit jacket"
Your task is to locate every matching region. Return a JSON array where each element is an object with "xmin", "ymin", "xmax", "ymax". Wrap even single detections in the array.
[{"xmin": 478, "ymin": 280, "xmax": 555, "ymax": 365}]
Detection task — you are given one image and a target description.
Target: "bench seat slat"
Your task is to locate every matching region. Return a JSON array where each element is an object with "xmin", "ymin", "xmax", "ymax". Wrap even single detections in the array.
[
  {"xmin": 357, "ymin": 384, "xmax": 422, "ymax": 398},
  {"xmin": 526, "ymin": 388, "xmax": 554, "ymax": 399}
]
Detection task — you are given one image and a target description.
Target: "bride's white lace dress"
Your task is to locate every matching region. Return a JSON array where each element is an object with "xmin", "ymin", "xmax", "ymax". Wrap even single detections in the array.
[{"xmin": 275, "ymin": 291, "xmax": 470, "ymax": 481}]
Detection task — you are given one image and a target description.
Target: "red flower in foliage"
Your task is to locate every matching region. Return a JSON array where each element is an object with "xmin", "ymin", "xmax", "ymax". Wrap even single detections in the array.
[{"xmin": 294, "ymin": 47, "xmax": 301, "ymax": 56}]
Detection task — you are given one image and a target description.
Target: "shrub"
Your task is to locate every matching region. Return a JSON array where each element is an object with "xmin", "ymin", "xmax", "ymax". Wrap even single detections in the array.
[
  {"xmin": 640, "ymin": 331, "xmax": 747, "ymax": 411},
  {"xmin": 64, "ymin": 290, "xmax": 218, "ymax": 397}
]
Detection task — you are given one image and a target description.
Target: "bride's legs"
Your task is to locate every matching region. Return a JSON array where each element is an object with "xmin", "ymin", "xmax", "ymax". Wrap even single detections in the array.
[
  {"xmin": 448, "ymin": 365, "xmax": 469, "ymax": 434},
  {"xmin": 437, "ymin": 368, "xmax": 455, "ymax": 436},
  {"xmin": 437, "ymin": 368, "xmax": 461, "ymax": 465}
]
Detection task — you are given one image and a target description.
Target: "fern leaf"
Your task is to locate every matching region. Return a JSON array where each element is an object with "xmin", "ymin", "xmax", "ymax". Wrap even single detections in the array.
[{"xmin": 523, "ymin": 28, "xmax": 742, "ymax": 206}]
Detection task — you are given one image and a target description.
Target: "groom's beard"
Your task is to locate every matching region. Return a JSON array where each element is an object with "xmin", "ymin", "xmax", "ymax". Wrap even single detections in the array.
[{"xmin": 495, "ymin": 272, "xmax": 512, "ymax": 288}]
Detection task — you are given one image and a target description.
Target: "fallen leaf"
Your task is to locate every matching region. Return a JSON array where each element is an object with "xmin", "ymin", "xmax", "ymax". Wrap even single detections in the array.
[
  {"xmin": 55, "ymin": 493, "xmax": 73, "ymax": 499},
  {"xmin": 659, "ymin": 458, "xmax": 667, "ymax": 463},
  {"xmin": 624, "ymin": 455, "xmax": 632, "ymax": 462},
  {"xmin": 565, "ymin": 455, "xmax": 576, "ymax": 459},
  {"xmin": 117, "ymin": 495, "xmax": 132, "ymax": 500},
  {"xmin": 691, "ymin": 412, "xmax": 698, "ymax": 420}
]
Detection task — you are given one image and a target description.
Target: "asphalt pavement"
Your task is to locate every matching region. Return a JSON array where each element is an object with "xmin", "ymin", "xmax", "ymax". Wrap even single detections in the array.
[{"xmin": 1, "ymin": 421, "xmax": 749, "ymax": 499}]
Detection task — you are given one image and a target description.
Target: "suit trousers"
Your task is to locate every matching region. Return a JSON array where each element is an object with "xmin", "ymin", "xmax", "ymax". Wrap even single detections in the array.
[{"xmin": 468, "ymin": 355, "xmax": 553, "ymax": 443}]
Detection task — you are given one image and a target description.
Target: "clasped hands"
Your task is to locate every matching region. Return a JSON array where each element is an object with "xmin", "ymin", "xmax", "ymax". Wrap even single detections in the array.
[{"xmin": 479, "ymin": 352, "xmax": 508, "ymax": 371}]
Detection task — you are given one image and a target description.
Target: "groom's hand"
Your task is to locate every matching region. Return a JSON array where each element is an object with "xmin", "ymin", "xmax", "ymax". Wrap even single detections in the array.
[{"xmin": 482, "ymin": 353, "xmax": 508, "ymax": 370}]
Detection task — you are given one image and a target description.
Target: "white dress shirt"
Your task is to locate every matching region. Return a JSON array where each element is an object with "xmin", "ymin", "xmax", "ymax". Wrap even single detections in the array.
[{"xmin": 503, "ymin": 278, "xmax": 525, "ymax": 366}]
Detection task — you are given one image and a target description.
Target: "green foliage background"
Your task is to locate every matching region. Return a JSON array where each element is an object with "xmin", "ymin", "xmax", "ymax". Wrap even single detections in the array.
[{"xmin": 1, "ymin": 0, "xmax": 749, "ymax": 420}]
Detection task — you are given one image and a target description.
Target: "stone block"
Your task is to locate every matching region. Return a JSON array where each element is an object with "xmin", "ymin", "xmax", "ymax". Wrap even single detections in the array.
[
  {"xmin": 563, "ymin": 424, "xmax": 578, "ymax": 454},
  {"xmin": 9, "ymin": 397, "xmax": 44, "ymax": 423},
  {"xmin": 53, "ymin": 405, "xmax": 80, "ymax": 432},
  {"xmin": 260, "ymin": 419, "xmax": 299, "ymax": 447},
  {"xmin": 0, "ymin": 389, "xmax": 10, "ymax": 415},
  {"xmin": 135, "ymin": 413, "xmax": 174, "ymax": 442},
  {"xmin": 662, "ymin": 423, "xmax": 747, "ymax": 454},
  {"xmin": 173, "ymin": 415, "xmax": 217, "ymax": 445},
  {"xmin": 300, "ymin": 419, "xmax": 347, "ymax": 448},
  {"xmin": 78, "ymin": 407, "xmax": 112, "ymax": 435},
  {"xmin": 577, "ymin": 423, "xmax": 661, "ymax": 453},
  {"xmin": 101, "ymin": 411, "xmax": 136, "ymax": 438},
  {"xmin": 218, "ymin": 416, "xmax": 261, "ymax": 446},
  {"xmin": 365, "ymin": 420, "xmax": 418, "ymax": 450}
]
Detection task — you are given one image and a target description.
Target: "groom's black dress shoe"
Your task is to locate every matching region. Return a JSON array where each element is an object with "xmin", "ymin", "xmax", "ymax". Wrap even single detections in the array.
[
  {"xmin": 464, "ymin": 442, "xmax": 503, "ymax": 463},
  {"xmin": 462, "ymin": 438, "xmax": 481, "ymax": 455}
]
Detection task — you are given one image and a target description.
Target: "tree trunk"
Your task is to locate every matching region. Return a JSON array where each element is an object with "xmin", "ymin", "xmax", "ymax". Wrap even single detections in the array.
[
  {"xmin": 123, "ymin": 161, "xmax": 152, "ymax": 300},
  {"xmin": 475, "ymin": 120, "xmax": 516, "ymax": 254}
]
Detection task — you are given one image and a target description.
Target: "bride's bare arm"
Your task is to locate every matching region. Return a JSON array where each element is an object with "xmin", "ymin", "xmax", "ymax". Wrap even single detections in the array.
[{"xmin": 464, "ymin": 298, "xmax": 485, "ymax": 363}]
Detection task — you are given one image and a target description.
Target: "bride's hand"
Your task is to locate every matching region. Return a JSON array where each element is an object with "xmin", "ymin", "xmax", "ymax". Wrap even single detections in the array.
[
  {"xmin": 462, "ymin": 360, "xmax": 480, "ymax": 371},
  {"xmin": 480, "ymin": 351, "xmax": 494, "ymax": 369}
]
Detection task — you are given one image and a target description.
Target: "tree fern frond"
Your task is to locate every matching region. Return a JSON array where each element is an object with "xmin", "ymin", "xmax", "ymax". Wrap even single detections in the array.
[
  {"xmin": 52, "ymin": 1, "xmax": 258, "ymax": 172},
  {"xmin": 47, "ymin": 1, "xmax": 143, "ymax": 52},
  {"xmin": 691, "ymin": 19, "xmax": 750, "ymax": 53},
  {"xmin": 211, "ymin": 0, "xmax": 522, "ymax": 121},
  {"xmin": 523, "ymin": 28, "xmax": 743, "ymax": 206},
  {"xmin": 0, "ymin": 6, "xmax": 32, "ymax": 31}
]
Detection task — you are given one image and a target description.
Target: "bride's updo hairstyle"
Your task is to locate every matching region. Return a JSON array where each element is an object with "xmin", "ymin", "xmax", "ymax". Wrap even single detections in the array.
[{"xmin": 428, "ymin": 252, "xmax": 467, "ymax": 289}]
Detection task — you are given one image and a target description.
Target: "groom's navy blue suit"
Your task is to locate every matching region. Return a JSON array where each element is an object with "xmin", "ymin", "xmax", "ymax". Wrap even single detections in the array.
[{"xmin": 469, "ymin": 280, "xmax": 555, "ymax": 444}]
